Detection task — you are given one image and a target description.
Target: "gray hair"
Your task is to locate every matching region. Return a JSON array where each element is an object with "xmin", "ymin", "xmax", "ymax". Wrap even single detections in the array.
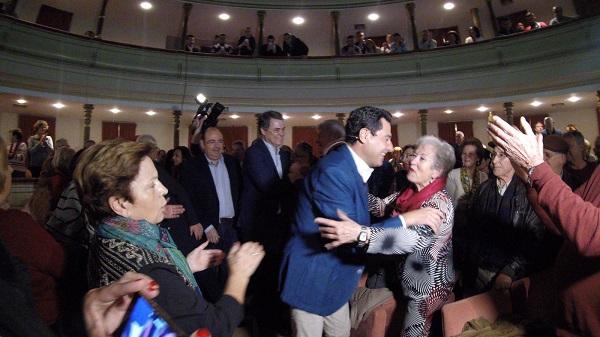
[
  {"xmin": 136, "ymin": 134, "xmax": 157, "ymax": 146},
  {"xmin": 416, "ymin": 135, "xmax": 455, "ymax": 176}
]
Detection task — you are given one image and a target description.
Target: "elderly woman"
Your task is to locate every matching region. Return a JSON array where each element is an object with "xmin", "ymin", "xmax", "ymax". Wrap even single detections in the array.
[
  {"xmin": 27, "ymin": 120, "xmax": 54, "ymax": 177},
  {"xmin": 317, "ymin": 136, "xmax": 455, "ymax": 337},
  {"xmin": 446, "ymin": 138, "xmax": 488, "ymax": 206},
  {"xmin": 76, "ymin": 139, "xmax": 264, "ymax": 337}
]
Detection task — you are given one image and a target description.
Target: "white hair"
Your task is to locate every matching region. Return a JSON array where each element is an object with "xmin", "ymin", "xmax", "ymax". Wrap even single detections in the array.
[{"xmin": 416, "ymin": 135, "xmax": 456, "ymax": 176}]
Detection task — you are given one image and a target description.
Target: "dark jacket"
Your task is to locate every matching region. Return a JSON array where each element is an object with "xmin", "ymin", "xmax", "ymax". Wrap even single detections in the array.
[
  {"xmin": 283, "ymin": 36, "xmax": 309, "ymax": 56},
  {"xmin": 467, "ymin": 176, "xmax": 544, "ymax": 280}
]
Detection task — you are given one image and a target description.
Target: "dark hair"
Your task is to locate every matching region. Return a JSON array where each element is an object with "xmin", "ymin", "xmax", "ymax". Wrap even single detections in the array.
[
  {"xmin": 10, "ymin": 129, "xmax": 23, "ymax": 142},
  {"xmin": 564, "ymin": 130, "xmax": 585, "ymax": 147},
  {"xmin": 267, "ymin": 35, "xmax": 275, "ymax": 39},
  {"xmin": 345, "ymin": 106, "xmax": 392, "ymax": 144},
  {"xmin": 402, "ymin": 144, "xmax": 416, "ymax": 152},
  {"xmin": 174, "ymin": 146, "xmax": 192, "ymax": 163},
  {"xmin": 346, "ymin": 35, "xmax": 354, "ymax": 39},
  {"xmin": 258, "ymin": 110, "xmax": 283, "ymax": 130},
  {"xmin": 393, "ymin": 32, "xmax": 401, "ymax": 37},
  {"xmin": 186, "ymin": 34, "xmax": 194, "ymax": 38},
  {"xmin": 460, "ymin": 138, "xmax": 485, "ymax": 160},
  {"xmin": 469, "ymin": 26, "xmax": 481, "ymax": 38}
]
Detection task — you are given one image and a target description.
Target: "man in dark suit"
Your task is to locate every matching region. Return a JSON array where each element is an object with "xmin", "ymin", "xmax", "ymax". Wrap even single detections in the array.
[
  {"xmin": 238, "ymin": 110, "xmax": 299, "ymax": 336},
  {"xmin": 180, "ymin": 127, "xmax": 242, "ymax": 301},
  {"xmin": 279, "ymin": 106, "xmax": 400, "ymax": 337}
]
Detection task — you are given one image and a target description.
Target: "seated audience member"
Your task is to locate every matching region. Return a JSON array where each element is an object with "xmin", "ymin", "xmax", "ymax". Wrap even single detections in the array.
[
  {"xmin": 549, "ymin": 6, "xmax": 573, "ymax": 25},
  {"xmin": 260, "ymin": 35, "xmax": 283, "ymax": 56},
  {"xmin": 183, "ymin": 34, "xmax": 200, "ymax": 52},
  {"xmin": 77, "ymin": 139, "xmax": 264, "ymax": 337},
  {"xmin": 47, "ymin": 147, "xmax": 76, "ymax": 207},
  {"xmin": 563, "ymin": 130, "xmax": 598, "ymax": 190},
  {"xmin": 354, "ymin": 31, "xmax": 368, "ymax": 54},
  {"xmin": 464, "ymin": 26, "xmax": 481, "ymax": 44},
  {"xmin": 7, "ymin": 128, "xmax": 29, "ymax": 178},
  {"xmin": 55, "ymin": 138, "xmax": 69, "ymax": 149},
  {"xmin": 523, "ymin": 11, "xmax": 548, "ymax": 31},
  {"xmin": 489, "ymin": 115, "xmax": 600, "ymax": 337},
  {"xmin": 341, "ymin": 35, "xmax": 360, "ymax": 56},
  {"xmin": 212, "ymin": 34, "xmax": 234, "ymax": 55},
  {"xmin": 534, "ymin": 121, "xmax": 545, "ymax": 135},
  {"xmin": 542, "ymin": 116, "xmax": 562, "ymax": 136},
  {"xmin": 444, "ymin": 30, "xmax": 460, "ymax": 46},
  {"xmin": 316, "ymin": 119, "xmax": 345, "ymax": 156},
  {"xmin": 464, "ymin": 145, "xmax": 544, "ymax": 295},
  {"xmin": 170, "ymin": 146, "xmax": 192, "ymax": 181},
  {"xmin": 316, "ymin": 135, "xmax": 456, "ymax": 337},
  {"xmin": 389, "ymin": 32, "xmax": 407, "ymax": 53},
  {"xmin": 283, "ymin": 33, "xmax": 309, "ymax": 57},
  {"xmin": 379, "ymin": 33, "xmax": 393, "ymax": 53},
  {"xmin": 515, "ymin": 22, "xmax": 526, "ymax": 32},
  {"xmin": 418, "ymin": 30, "xmax": 437, "ymax": 50},
  {"xmin": 28, "ymin": 119, "xmax": 54, "ymax": 177},
  {"xmin": 237, "ymin": 27, "xmax": 256, "ymax": 56},
  {"xmin": 0, "ymin": 136, "xmax": 65, "ymax": 327},
  {"xmin": 497, "ymin": 17, "xmax": 516, "ymax": 36}
]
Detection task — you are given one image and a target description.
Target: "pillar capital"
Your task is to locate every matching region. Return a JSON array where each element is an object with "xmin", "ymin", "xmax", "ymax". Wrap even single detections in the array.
[
  {"xmin": 418, "ymin": 109, "xmax": 428, "ymax": 136},
  {"xmin": 335, "ymin": 113, "xmax": 345, "ymax": 124},
  {"xmin": 503, "ymin": 102, "xmax": 514, "ymax": 125},
  {"xmin": 83, "ymin": 104, "xmax": 94, "ymax": 142}
]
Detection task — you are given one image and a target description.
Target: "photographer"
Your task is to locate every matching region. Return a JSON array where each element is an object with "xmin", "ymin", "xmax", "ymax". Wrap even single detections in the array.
[{"xmin": 28, "ymin": 120, "xmax": 54, "ymax": 177}]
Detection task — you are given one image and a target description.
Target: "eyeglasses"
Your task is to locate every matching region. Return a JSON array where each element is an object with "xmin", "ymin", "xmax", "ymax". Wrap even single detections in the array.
[{"xmin": 491, "ymin": 152, "xmax": 507, "ymax": 160}]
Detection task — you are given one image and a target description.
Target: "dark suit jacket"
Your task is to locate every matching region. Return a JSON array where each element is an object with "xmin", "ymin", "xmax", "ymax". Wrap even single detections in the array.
[
  {"xmin": 237, "ymin": 139, "xmax": 292, "ymax": 250},
  {"xmin": 180, "ymin": 154, "xmax": 242, "ymax": 249},
  {"xmin": 279, "ymin": 145, "xmax": 400, "ymax": 316}
]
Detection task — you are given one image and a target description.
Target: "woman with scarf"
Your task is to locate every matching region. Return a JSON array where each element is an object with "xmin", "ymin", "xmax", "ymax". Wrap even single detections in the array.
[
  {"xmin": 317, "ymin": 136, "xmax": 456, "ymax": 337},
  {"xmin": 76, "ymin": 139, "xmax": 264, "ymax": 337}
]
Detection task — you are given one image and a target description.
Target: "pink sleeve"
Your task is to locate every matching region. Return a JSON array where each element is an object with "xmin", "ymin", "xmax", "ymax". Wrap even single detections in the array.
[{"xmin": 532, "ymin": 163, "xmax": 600, "ymax": 256}]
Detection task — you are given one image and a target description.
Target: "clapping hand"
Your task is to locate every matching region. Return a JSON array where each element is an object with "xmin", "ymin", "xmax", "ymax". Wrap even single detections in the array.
[{"xmin": 186, "ymin": 241, "xmax": 225, "ymax": 273}]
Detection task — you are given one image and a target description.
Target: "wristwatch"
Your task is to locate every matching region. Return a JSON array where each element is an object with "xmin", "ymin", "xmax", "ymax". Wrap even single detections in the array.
[{"xmin": 356, "ymin": 226, "xmax": 369, "ymax": 248}]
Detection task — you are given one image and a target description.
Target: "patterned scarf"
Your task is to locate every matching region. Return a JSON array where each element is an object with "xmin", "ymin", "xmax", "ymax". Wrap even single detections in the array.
[
  {"xmin": 97, "ymin": 215, "xmax": 199, "ymax": 290},
  {"xmin": 460, "ymin": 167, "xmax": 481, "ymax": 197},
  {"xmin": 393, "ymin": 177, "xmax": 447, "ymax": 214}
]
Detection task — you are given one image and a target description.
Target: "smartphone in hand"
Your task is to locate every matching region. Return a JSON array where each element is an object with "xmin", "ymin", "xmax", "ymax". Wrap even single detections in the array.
[{"xmin": 116, "ymin": 294, "xmax": 187, "ymax": 337}]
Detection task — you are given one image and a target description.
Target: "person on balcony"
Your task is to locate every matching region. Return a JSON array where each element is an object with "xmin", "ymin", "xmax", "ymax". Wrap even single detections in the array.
[
  {"xmin": 389, "ymin": 33, "xmax": 408, "ymax": 53},
  {"xmin": 549, "ymin": 6, "xmax": 573, "ymax": 25},
  {"xmin": 523, "ymin": 11, "xmax": 548, "ymax": 31},
  {"xmin": 237, "ymin": 27, "xmax": 256, "ymax": 56},
  {"xmin": 497, "ymin": 17, "xmax": 517, "ymax": 36},
  {"xmin": 212, "ymin": 34, "xmax": 234, "ymax": 55},
  {"xmin": 283, "ymin": 33, "xmax": 309, "ymax": 57},
  {"xmin": 260, "ymin": 35, "xmax": 283, "ymax": 56},
  {"xmin": 341, "ymin": 35, "xmax": 360, "ymax": 56},
  {"xmin": 183, "ymin": 34, "xmax": 200, "ymax": 53},
  {"xmin": 464, "ymin": 26, "xmax": 482, "ymax": 44},
  {"xmin": 418, "ymin": 30, "xmax": 437, "ymax": 50}
]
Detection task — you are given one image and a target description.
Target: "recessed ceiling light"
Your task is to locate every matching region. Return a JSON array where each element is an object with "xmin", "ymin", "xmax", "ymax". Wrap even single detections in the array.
[
  {"xmin": 229, "ymin": 114, "xmax": 240, "ymax": 119},
  {"xmin": 444, "ymin": 109, "xmax": 454, "ymax": 114},
  {"xmin": 530, "ymin": 100, "xmax": 543, "ymax": 107},
  {"xmin": 567, "ymin": 95, "xmax": 581, "ymax": 103},
  {"xmin": 292, "ymin": 16, "xmax": 305, "ymax": 25},
  {"xmin": 110, "ymin": 107, "xmax": 121, "ymax": 114},
  {"xmin": 52, "ymin": 102, "xmax": 65, "ymax": 109},
  {"xmin": 139, "ymin": 1, "xmax": 152, "ymax": 10},
  {"xmin": 195, "ymin": 93, "xmax": 207, "ymax": 104},
  {"xmin": 145, "ymin": 110, "xmax": 156, "ymax": 116},
  {"xmin": 393, "ymin": 111, "xmax": 404, "ymax": 118},
  {"xmin": 15, "ymin": 98, "xmax": 27, "ymax": 104},
  {"xmin": 282, "ymin": 114, "xmax": 290, "ymax": 120},
  {"xmin": 477, "ymin": 105, "xmax": 489, "ymax": 112},
  {"xmin": 311, "ymin": 114, "xmax": 322, "ymax": 120},
  {"xmin": 367, "ymin": 13, "xmax": 380, "ymax": 21},
  {"xmin": 443, "ymin": 2, "xmax": 455, "ymax": 10},
  {"xmin": 218, "ymin": 13, "xmax": 230, "ymax": 21}
]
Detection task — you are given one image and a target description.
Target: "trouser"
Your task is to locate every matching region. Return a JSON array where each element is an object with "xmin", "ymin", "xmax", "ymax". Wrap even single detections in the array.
[{"xmin": 291, "ymin": 303, "xmax": 350, "ymax": 337}]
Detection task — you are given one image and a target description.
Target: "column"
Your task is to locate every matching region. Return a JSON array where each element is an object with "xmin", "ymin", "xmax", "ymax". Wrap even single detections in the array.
[
  {"xmin": 596, "ymin": 91, "xmax": 600, "ymax": 135},
  {"xmin": 83, "ymin": 104, "xmax": 94, "ymax": 143},
  {"xmin": 179, "ymin": 3, "xmax": 193, "ymax": 50},
  {"xmin": 95, "ymin": 0, "xmax": 109, "ymax": 38},
  {"xmin": 255, "ymin": 113, "xmax": 262, "ymax": 139},
  {"xmin": 418, "ymin": 109, "xmax": 428, "ymax": 136},
  {"xmin": 405, "ymin": 2, "xmax": 418, "ymax": 50},
  {"xmin": 335, "ymin": 113, "xmax": 345, "ymax": 124},
  {"xmin": 485, "ymin": 0, "xmax": 499, "ymax": 37},
  {"xmin": 257, "ymin": 10, "xmax": 266, "ymax": 54},
  {"xmin": 503, "ymin": 102, "xmax": 514, "ymax": 125},
  {"xmin": 470, "ymin": 7, "xmax": 481, "ymax": 30},
  {"xmin": 173, "ymin": 109, "xmax": 182, "ymax": 147},
  {"xmin": 331, "ymin": 11, "xmax": 340, "ymax": 56}
]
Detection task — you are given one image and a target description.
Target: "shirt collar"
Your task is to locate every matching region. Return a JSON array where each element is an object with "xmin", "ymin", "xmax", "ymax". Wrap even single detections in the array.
[
  {"xmin": 205, "ymin": 154, "xmax": 223, "ymax": 166},
  {"xmin": 262, "ymin": 138, "xmax": 280, "ymax": 154},
  {"xmin": 346, "ymin": 144, "xmax": 373, "ymax": 183}
]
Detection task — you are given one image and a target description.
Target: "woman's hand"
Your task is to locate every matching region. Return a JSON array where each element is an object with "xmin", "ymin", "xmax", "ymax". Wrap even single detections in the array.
[
  {"xmin": 84, "ymin": 272, "xmax": 159, "ymax": 337},
  {"xmin": 402, "ymin": 208, "xmax": 444, "ymax": 234},
  {"xmin": 186, "ymin": 241, "xmax": 225, "ymax": 273},
  {"xmin": 227, "ymin": 241, "xmax": 265, "ymax": 278},
  {"xmin": 316, "ymin": 209, "xmax": 362, "ymax": 250}
]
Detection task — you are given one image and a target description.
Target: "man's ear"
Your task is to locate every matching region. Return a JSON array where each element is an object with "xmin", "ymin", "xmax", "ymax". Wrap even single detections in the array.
[
  {"xmin": 260, "ymin": 128, "xmax": 267, "ymax": 137},
  {"xmin": 358, "ymin": 128, "xmax": 370, "ymax": 143},
  {"xmin": 108, "ymin": 196, "xmax": 131, "ymax": 218}
]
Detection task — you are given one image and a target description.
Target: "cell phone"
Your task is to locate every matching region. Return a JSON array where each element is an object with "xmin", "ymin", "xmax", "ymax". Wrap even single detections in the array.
[{"xmin": 116, "ymin": 294, "xmax": 187, "ymax": 337}]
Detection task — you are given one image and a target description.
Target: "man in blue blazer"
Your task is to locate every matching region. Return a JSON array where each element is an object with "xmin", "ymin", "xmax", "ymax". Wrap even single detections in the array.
[{"xmin": 280, "ymin": 106, "xmax": 400, "ymax": 337}]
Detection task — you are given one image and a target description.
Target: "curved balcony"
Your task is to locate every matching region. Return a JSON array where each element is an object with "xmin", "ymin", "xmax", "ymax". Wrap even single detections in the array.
[{"xmin": 0, "ymin": 14, "xmax": 599, "ymax": 112}]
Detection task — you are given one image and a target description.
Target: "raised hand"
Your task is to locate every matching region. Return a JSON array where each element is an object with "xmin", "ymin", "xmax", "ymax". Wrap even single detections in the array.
[{"xmin": 186, "ymin": 241, "xmax": 225, "ymax": 273}]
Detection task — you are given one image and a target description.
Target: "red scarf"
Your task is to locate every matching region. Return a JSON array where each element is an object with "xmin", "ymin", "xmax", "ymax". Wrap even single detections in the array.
[{"xmin": 393, "ymin": 177, "xmax": 447, "ymax": 214}]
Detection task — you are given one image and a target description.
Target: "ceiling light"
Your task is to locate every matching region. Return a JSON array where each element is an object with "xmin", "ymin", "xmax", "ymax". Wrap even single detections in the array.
[
  {"xmin": 367, "ymin": 13, "xmax": 380, "ymax": 21},
  {"xmin": 443, "ymin": 2, "xmax": 455, "ymax": 10},
  {"xmin": 444, "ymin": 109, "xmax": 454, "ymax": 114},
  {"xmin": 311, "ymin": 114, "xmax": 322, "ymax": 120},
  {"xmin": 282, "ymin": 114, "xmax": 290, "ymax": 120},
  {"xmin": 530, "ymin": 100, "xmax": 543, "ymax": 107},
  {"xmin": 139, "ymin": 1, "xmax": 152, "ymax": 10},
  {"xmin": 110, "ymin": 107, "xmax": 121, "ymax": 114},
  {"xmin": 195, "ymin": 93, "xmax": 207, "ymax": 104},
  {"xmin": 476, "ymin": 105, "xmax": 489, "ymax": 112},
  {"xmin": 145, "ymin": 110, "xmax": 156, "ymax": 116},
  {"xmin": 229, "ymin": 114, "xmax": 240, "ymax": 119},
  {"xmin": 52, "ymin": 102, "xmax": 65, "ymax": 109},
  {"xmin": 292, "ymin": 16, "xmax": 305, "ymax": 25},
  {"xmin": 218, "ymin": 13, "xmax": 230, "ymax": 21},
  {"xmin": 393, "ymin": 111, "xmax": 404, "ymax": 118},
  {"xmin": 567, "ymin": 95, "xmax": 581, "ymax": 103},
  {"xmin": 15, "ymin": 98, "xmax": 27, "ymax": 104}
]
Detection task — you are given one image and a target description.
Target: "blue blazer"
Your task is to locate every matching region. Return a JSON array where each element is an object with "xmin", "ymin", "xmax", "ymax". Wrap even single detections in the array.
[{"xmin": 279, "ymin": 145, "xmax": 400, "ymax": 316}]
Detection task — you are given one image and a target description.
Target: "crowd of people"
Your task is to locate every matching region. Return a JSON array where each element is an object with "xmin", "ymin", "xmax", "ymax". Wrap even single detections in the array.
[{"xmin": 2, "ymin": 105, "xmax": 600, "ymax": 337}]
